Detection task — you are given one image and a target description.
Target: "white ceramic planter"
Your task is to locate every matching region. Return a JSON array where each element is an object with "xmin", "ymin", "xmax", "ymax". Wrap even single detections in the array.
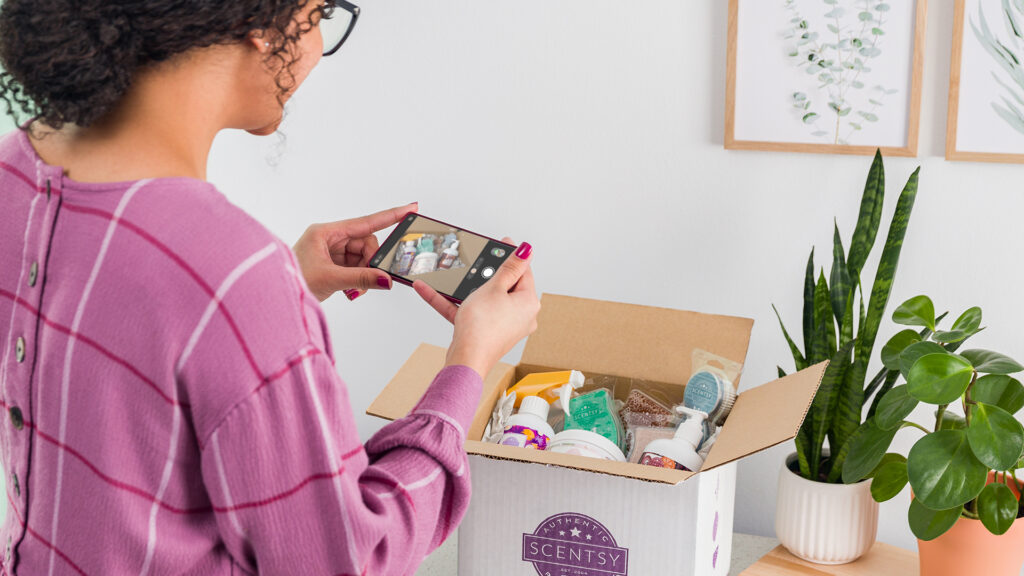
[{"xmin": 775, "ymin": 452, "xmax": 878, "ymax": 565}]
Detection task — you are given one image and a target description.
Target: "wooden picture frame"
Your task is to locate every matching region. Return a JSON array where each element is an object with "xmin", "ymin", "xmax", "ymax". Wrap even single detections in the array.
[
  {"xmin": 946, "ymin": 0, "xmax": 1024, "ymax": 163},
  {"xmin": 725, "ymin": 0, "xmax": 927, "ymax": 157}
]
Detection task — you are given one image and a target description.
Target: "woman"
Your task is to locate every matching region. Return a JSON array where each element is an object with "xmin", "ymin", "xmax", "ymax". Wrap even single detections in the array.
[{"xmin": 0, "ymin": 1, "xmax": 539, "ymax": 574}]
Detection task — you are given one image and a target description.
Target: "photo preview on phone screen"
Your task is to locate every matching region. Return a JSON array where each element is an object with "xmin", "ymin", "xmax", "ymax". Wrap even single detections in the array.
[{"xmin": 371, "ymin": 214, "xmax": 514, "ymax": 302}]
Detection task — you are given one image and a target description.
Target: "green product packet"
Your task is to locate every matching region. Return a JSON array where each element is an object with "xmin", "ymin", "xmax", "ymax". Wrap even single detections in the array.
[{"xmin": 565, "ymin": 389, "xmax": 623, "ymax": 449}]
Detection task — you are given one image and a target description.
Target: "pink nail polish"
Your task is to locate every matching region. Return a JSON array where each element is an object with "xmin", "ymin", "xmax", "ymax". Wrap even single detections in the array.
[
  {"xmin": 345, "ymin": 289, "xmax": 361, "ymax": 301},
  {"xmin": 515, "ymin": 242, "xmax": 532, "ymax": 260},
  {"xmin": 377, "ymin": 276, "xmax": 392, "ymax": 290}
]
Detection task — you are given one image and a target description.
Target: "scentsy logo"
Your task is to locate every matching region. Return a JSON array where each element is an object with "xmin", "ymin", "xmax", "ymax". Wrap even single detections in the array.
[{"xmin": 522, "ymin": 513, "xmax": 628, "ymax": 576}]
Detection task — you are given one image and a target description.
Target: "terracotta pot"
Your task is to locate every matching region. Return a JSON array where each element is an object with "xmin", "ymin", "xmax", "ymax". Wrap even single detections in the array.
[
  {"xmin": 775, "ymin": 452, "xmax": 879, "ymax": 564},
  {"xmin": 918, "ymin": 472, "xmax": 1024, "ymax": 576}
]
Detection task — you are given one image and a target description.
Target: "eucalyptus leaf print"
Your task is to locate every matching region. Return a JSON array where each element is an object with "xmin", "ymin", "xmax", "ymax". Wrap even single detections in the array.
[
  {"xmin": 783, "ymin": 0, "xmax": 898, "ymax": 144},
  {"xmin": 971, "ymin": 0, "xmax": 1024, "ymax": 136}
]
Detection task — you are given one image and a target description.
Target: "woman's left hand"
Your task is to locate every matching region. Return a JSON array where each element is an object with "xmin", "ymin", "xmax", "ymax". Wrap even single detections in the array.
[{"xmin": 293, "ymin": 202, "xmax": 417, "ymax": 302}]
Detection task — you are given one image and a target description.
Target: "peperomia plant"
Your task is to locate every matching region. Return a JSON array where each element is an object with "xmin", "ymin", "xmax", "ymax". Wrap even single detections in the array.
[
  {"xmin": 774, "ymin": 150, "xmax": 920, "ymax": 484},
  {"xmin": 842, "ymin": 295, "xmax": 1024, "ymax": 541}
]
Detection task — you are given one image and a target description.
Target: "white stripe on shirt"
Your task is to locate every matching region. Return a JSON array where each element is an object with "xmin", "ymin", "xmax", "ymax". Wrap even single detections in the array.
[{"xmin": 49, "ymin": 179, "xmax": 150, "ymax": 576}]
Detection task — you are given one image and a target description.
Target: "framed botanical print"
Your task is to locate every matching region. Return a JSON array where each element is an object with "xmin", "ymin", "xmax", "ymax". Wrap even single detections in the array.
[{"xmin": 726, "ymin": 0, "xmax": 927, "ymax": 157}]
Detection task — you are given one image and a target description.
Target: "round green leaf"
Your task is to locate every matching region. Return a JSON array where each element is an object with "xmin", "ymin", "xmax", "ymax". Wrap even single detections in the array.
[
  {"xmin": 868, "ymin": 452, "xmax": 907, "ymax": 478},
  {"xmin": 893, "ymin": 295, "xmax": 935, "ymax": 330},
  {"xmin": 908, "ymin": 498, "xmax": 962, "ymax": 541},
  {"xmin": 899, "ymin": 341, "xmax": 946, "ymax": 380},
  {"xmin": 961, "ymin": 349, "xmax": 1024, "ymax": 375},
  {"xmin": 870, "ymin": 460, "xmax": 908, "ymax": 502},
  {"xmin": 842, "ymin": 419, "xmax": 899, "ymax": 484},
  {"xmin": 977, "ymin": 483, "xmax": 1019, "ymax": 535},
  {"xmin": 881, "ymin": 330, "xmax": 922, "ymax": 371},
  {"xmin": 934, "ymin": 307, "xmax": 984, "ymax": 344},
  {"xmin": 907, "ymin": 353, "xmax": 974, "ymax": 405},
  {"xmin": 972, "ymin": 375, "xmax": 1024, "ymax": 415},
  {"xmin": 967, "ymin": 403, "xmax": 1024, "ymax": 471},
  {"xmin": 875, "ymin": 385, "xmax": 920, "ymax": 430},
  {"xmin": 908, "ymin": 429, "xmax": 989, "ymax": 510},
  {"xmin": 952, "ymin": 306, "xmax": 983, "ymax": 333},
  {"xmin": 936, "ymin": 410, "xmax": 966, "ymax": 431}
]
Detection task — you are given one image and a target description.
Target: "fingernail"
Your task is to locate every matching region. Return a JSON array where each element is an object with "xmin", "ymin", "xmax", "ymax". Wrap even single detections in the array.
[
  {"xmin": 377, "ymin": 276, "xmax": 392, "ymax": 290},
  {"xmin": 515, "ymin": 242, "xmax": 532, "ymax": 259},
  {"xmin": 345, "ymin": 289, "xmax": 361, "ymax": 301}
]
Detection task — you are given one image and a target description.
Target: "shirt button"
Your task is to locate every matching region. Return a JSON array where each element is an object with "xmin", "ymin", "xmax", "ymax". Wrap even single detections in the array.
[
  {"xmin": 28, "ymin": 262, "xmax": 38, "ymax": 287},
  {"xmin": 15, "ymin": 337, "xmax": 25, "ymax": 363},
  {"xmin": 8, "ymin": 407, "xmax": 23, "ymax": 431},
  {"xmin": 11, "ymin": 473, "xmax": 18, "ymax": 498}
]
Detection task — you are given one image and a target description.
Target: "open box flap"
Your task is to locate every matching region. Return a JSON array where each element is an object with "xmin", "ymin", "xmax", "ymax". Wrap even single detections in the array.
[
  {"xmin": 701, "ymin": 361, "xmax": 829, "ymax": 471},
  {"xmin": 521, "ymin": 294, "xmax": 754, "ymax": 386},
  {"xmin": 366, "ymin": 343, "xmax": 514, "ymax": 441}
]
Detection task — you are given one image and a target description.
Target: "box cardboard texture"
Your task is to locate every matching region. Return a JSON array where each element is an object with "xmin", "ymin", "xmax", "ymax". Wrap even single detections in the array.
[{"xmin": 368, "ymin": 294, "xmax": 827, "ymax": 576}]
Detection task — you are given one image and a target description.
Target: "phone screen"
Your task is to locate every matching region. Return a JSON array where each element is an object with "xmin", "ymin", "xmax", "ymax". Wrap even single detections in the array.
[{"xmin": 370, "ymin": 213, "xmax": 516, "ymax": 302}]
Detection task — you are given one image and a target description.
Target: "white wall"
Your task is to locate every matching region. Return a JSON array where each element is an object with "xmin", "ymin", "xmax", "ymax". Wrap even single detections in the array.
[{"xmin": 208, "ymin": 1, "xmax": 1024, "ymax": 553}]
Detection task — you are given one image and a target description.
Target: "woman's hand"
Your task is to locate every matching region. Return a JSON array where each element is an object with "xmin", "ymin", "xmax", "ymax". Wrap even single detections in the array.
[
  {"xmin": 293, "ymin": 203, "xmax": 417, "ymax": 302},
  {"xmin": 413, "ymin": 239, "xmax": 540, "ymax": 379}
]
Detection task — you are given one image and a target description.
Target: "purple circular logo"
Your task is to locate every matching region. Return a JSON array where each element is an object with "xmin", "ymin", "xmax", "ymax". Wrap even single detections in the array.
[{"xmin": 522, "ymin": 513, "xmax": 629, "ymax": 576}]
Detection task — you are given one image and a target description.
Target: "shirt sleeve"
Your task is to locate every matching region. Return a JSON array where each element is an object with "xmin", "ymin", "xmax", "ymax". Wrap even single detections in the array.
[{"xmin": 199, "ymin": 345, "xmax": 482, "ymax": 576}]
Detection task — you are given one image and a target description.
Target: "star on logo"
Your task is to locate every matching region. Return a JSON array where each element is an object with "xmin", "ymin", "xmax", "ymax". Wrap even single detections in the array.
[
  {"xmin": 586, "ymin": 534, "xmax": 592, "ymax": 540},
  {"xmin": 559, "ymin": 530, "xmax": 565, "ymax": 536},
  {"xmin": 570, "ymin": 528, "xmax": 582, "ymax": 538}
]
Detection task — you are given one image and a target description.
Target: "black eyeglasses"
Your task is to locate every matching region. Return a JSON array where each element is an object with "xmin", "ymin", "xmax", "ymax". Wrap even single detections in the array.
[{"xmin": 321, "ymin": 0, "xmax": 360, "ymax": 57}]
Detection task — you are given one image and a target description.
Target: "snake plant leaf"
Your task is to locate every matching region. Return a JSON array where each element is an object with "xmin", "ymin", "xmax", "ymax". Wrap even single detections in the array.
[
  {"xmin": 813, "ymin": 271, "xmax": 836, "ymax": 362},
  {"xmin": 830, "ymin": 343, "xmax": 863, "ymax": 466},
  {"xmin": 773, "ymin": 304, "xmax": 807, "ymax": 370},
  {"xmin": 866, "ymin": 370, "xmax": 900, "ymax": 420},
  {"xmin": 907, "ymin": 353, "xmax": 975, "ymax": 405},
  {"xmin": 803, "ymin": 248, "xmax": 815, "ymax": 357},
  {"xmin": 870, "ymin": 459, "xmax": 909, "ymax": 502},
  {"xmin": 960, "ymin": 349, "xmax": 1024, "ymax": 375},
  {"xmin": 857, "ymin": 168, "xmax": 919, "ymax": 383},
  {"xmin": 842, "ymin": 418, "xmax": 899, "ymax": 484},
  {"xmin": 839, "ymin": 284, "xmax": 855, "ymax": 350},
  {"xmin": 977, "ymin": 482, "xmax": 1018, "ymax": 536},
  {"xmin": 778, "ymin": 366, "xmax": 787, "ymax": 378},
  {"xmin": 967, "ymin": 403, "xmax": 1024, "ymax": 471},
  {"xmin": 847, "ymin": 149, "xmax": 884, "ymax": 283},
  {"xmin": 875, "ymin": 385, "xmax": 920, "ymax": 430},
  {"xmin": 881, "ymin": 330, "xmax": 921, "ymax": 371},
  {"xmin": 893, "ymin": 295, "xmax": 936, "ymax": 331},
  {"xmin": 972, "ymin": 375, "xmax": 1024, "ymax": 415},
  {"xmin": 908, "ymin": 429, "xmax": 989, "ymax": 510},
  {"xmin": 899, "ymin": 341, "xmax": 946, "ymax": 380},
  {"xmin": 807, "ymin": 343, "xmax": 854, "ymax": 479},
  {"xmin": 830, "ymin": 222, "xmax": 851, "ymax": 325},
  {"xmin": 908, "ymin": 499, "xmax": 962, "ymax": 541}
]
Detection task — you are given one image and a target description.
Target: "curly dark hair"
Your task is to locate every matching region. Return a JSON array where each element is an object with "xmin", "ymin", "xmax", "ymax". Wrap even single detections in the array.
[{"xmin": 0, "ymin": 0, "xmax": 329, "ymax": 130}]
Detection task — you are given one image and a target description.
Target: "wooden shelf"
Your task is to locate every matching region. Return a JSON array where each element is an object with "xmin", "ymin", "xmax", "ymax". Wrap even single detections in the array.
[{"xmin": 739, "ymin": 543, "xmax": 918, "ymax": 576}]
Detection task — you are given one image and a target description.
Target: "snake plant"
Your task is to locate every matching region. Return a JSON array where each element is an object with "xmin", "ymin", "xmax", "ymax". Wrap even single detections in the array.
[{"xmin": 773, "ymin": 149, "xmax": 920, "ymax": 483}]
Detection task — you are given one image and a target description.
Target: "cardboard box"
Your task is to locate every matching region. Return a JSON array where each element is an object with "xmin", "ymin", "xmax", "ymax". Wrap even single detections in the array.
[{"xmin": 369, "ymin": 294, "xmax": 826, "ymax": 576}]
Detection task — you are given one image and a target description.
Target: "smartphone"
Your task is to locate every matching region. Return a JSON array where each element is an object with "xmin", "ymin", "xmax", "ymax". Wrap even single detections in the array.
[{"xmin": 370, "ymin": 213, "xmax": 516, "ymax": 303}]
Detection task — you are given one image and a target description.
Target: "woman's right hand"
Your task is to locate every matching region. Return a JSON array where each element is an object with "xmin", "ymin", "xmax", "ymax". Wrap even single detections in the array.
[{"xmin": 413, "ymin": 241, "xmax": 540, "ymax": 379}]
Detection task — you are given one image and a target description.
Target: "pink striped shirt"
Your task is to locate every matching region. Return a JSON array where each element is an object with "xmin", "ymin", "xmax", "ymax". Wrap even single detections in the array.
[{"xmin": 0, "ymin": 128, "xmax": 481, "ymax": 575}]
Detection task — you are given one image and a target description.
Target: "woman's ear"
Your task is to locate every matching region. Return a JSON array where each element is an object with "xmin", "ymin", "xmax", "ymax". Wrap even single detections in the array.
[{"xmin": 247, "ymin": 31, "xmax": 271, "ymax": 53}]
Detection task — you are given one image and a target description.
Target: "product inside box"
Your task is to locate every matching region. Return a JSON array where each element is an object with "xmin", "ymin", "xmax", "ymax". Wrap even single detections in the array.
[{"xmin": 368, "ymin": 294, "xmax": 827, "ymax": 486}]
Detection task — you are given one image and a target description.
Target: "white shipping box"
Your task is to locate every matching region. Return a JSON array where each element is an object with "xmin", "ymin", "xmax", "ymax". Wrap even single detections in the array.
[{"xmin": 369, "ymin": 294, "xmax": 826, "ymax": 576}]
